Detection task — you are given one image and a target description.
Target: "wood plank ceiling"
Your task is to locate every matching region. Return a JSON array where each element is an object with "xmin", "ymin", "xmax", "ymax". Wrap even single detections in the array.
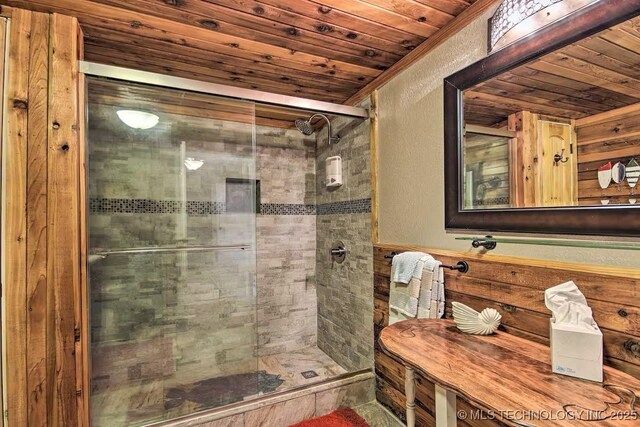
[
  {"xmin": 2, "ymin": 0, "xmax": 478, "ymax": 105},
  {"xmin": 465, "ymin": 15, "xmax": 640, "ymax": 127}
]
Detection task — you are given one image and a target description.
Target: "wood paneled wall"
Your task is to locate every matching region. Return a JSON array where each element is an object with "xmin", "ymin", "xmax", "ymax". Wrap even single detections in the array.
[
  {"xmin": 2, "ymin": 7, "xmax": 82, "ymax": 426},
  {"xmin": 373, "ymin": 243, "xmax": 640, "ymax": 426},
  {"xmin": 575, "ymin": 103, "xmax": 640, "ymax": 205}
]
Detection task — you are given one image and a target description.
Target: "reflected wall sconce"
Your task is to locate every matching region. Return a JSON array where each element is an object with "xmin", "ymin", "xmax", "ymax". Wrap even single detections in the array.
[
  {"xmin": 116, "ymin": 110, "xmax": 160, "ymax": 130},
  {"xmin": 489, "ymin": 0, "xmax": 599, "ymax": 53}
]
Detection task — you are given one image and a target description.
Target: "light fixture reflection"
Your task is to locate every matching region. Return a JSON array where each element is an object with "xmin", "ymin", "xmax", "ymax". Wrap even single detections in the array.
[
  {"xmin": 184, "ymin": 157, "xmax": 204, "ymax": 171},
  {"xmin": 116, "ymin": 110, "xmax": 160, "ymax": 130}
]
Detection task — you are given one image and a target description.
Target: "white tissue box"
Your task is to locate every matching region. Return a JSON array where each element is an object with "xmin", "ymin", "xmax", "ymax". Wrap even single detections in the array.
[{"xmin": 550, "ymin": 319, "xmax": 603, "ymax": 382}]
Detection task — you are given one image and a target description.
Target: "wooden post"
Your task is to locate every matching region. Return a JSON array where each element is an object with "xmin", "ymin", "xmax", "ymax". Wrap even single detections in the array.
[
  {"xmin": 2, "ymin": 7, "xmax": 81, "ymax": 426},
  {"xmin": 404, "ymin": 366, "xmax": 416, "ymax": 427},
  {"xmin": 435, "ymin": 384, "xmax": 457, "ymax": 427},
  {"xmin": 48, "ymin": 13, "xmax": 80, "ymax": 426},
  {"xmin": 370, "ymin": 90, "xmax": 379, "ymax": 244},
  {"xmin": 4, "ymin": 9, "xmax": 32, "ymax": 426}
]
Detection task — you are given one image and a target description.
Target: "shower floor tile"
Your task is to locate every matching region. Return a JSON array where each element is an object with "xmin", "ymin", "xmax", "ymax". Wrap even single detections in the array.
[
  {"xmin": 258, "ymin": 346, "xmax": 347, "ymax": 391},
  {"xmin": 90, "ymin": 346, "xmax": 346, "ymax": 426}
]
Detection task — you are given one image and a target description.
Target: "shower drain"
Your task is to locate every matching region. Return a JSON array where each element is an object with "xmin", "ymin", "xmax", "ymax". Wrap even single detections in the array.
[{"xmin": 301, "ymin": 370, "xmax": 319, "ymax": 379}]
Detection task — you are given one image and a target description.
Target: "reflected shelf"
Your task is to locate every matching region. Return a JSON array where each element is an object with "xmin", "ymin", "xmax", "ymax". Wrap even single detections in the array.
[{"xmin": 455, "ymin": 236, "xmax": 640, "ymax": 251}]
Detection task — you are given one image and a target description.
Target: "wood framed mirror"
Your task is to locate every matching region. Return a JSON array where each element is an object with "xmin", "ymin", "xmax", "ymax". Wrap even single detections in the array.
[{"xmin": 444, "ymin": 0, "xmax": 640, "ymax": 236}]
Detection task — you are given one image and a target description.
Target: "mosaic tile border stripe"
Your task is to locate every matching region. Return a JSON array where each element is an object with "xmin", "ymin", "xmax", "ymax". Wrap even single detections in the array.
[
  {"xmin": 317, "ymin": 199, "xmax": 371, "ymax": 215},
  {"xmin": 261, "ymin": 203, "xmax": 316, "ymax": 215},
  {"xmin": 89, "ymin": 198, "xmax": 226, "ymax": 215},
  {"xmin": 89, "ymin": 198, "xmax": 371, "ymax": 216}
]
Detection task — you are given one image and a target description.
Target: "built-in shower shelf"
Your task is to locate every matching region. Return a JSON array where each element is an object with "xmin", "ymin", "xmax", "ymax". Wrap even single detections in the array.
[{"xmin": 90, "ymin": 244, "xmax": 252, "ymax": 258}]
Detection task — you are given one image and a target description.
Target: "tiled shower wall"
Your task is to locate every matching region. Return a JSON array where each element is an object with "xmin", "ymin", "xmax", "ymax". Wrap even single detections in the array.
[
  {"xmin": 255, "ymin": 138, "xmax": 317, "ymax": 355},
  {"xmin": 88, "ymin": 108, "xmax": 317, "ymax": 422},
  {"xmin": 315, "ymin": 103, "xmax": 374, "ymax": 372}
]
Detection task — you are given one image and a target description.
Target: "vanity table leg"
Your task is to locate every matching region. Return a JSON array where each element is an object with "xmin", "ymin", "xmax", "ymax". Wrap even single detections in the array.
[
  {"xmin": 404, "ymin": 366, "xmax": 416, "ymax": 427},
  {"xmin": 435, "ymin": 384, "xmax": 457, "ymax": 427}
]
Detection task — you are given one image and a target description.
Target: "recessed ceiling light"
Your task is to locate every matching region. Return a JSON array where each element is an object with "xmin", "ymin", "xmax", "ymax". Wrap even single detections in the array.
[
  {"xmin": 184, "ymin": 157, "xmax": 204, "ymax": 171},
  {"xmin": 116, "ymin": 110, "xmax": 160, "ymax": 130}
]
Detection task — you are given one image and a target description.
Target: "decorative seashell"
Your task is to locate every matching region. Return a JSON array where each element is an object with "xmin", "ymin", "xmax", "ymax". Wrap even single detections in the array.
[{"xmin": 452, "ymin": 302, "xmax": 502, "ymax": 335}]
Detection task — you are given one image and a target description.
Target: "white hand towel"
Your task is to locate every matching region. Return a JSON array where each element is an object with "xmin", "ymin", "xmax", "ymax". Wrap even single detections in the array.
[
  {"xmin": 389, "ymin": 253, "xmax": 432, "ymax": 324},
  {"xmin": 391, "ymin": 251, "xmax": 428, "ymax": 284},
  {"xmin": 419, "ymin": 258, "xmax": 445, "ymax": 319}
]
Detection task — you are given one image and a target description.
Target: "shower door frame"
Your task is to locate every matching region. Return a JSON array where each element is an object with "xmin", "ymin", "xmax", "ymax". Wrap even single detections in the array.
[
  {"xmin": 79, "ymin": 64, "xmax": 369, "ymax": 426},
  {"xmin": 80, "ymin": 62, "xmax": 368, "ymax": 120}
]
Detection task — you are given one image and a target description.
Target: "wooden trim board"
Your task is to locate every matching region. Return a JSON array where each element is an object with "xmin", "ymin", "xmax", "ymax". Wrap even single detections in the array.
[
  {"xmin": 2, "ymin": 7, "xmax": 82, "ymax": 426},
  {"xmin": 370, "ymin": 90, "xmax": 379, "ymax": 244}
]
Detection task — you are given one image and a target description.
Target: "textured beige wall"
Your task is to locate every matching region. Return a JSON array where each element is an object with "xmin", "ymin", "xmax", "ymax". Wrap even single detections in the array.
[{"xmin": 377, "ymin": 10, "xmax": 638, "ymax": 267}]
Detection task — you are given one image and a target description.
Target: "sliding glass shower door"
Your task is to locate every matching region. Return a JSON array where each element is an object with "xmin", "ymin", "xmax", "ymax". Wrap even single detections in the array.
[{"xmin": 86, "ymin": 77, "xmax": 258, "ymax": 426}]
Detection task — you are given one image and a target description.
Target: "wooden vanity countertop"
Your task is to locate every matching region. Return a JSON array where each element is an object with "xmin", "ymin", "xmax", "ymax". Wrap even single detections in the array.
[{"xmin": 379, "ymin": 319, "xmax": 640, "ymax": 426}]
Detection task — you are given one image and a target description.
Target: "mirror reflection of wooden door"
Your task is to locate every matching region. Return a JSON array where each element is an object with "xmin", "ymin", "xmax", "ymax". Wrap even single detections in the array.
[{"xmin": 538, "ymin": 121, "xmax": 577, "ymax": 206}]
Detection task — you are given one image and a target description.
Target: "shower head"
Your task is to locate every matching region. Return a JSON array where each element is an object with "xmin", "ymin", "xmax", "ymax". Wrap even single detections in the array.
[
  {"xmin": 294, "ymin": 113, "xmax": 340, "ymax": 144},
  {"xmin": 294, "ymin": 118, "xmax": 314, "ymax": 136}
]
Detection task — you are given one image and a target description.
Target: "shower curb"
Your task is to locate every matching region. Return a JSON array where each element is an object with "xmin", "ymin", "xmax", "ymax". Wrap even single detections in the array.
[{"xmin": 147, "ymin": 369, "xmax": 374, "ymax": 427}]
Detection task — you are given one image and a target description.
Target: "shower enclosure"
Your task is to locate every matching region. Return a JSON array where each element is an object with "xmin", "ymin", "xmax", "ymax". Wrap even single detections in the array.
[{"xmin": 84, "ymin": 68, "xmax": 370, "ymax": 426}]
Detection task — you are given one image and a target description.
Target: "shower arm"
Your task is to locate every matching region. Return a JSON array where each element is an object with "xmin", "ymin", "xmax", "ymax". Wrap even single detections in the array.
[{"xmin": 308, "ymin": 113, "xmax": 336, "ymax": 144}]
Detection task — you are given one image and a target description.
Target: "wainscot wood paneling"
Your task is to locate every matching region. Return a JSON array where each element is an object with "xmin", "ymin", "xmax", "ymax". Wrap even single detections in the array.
[
  {"xmin": 3, "ymin": 8, "xmax": 82, "ymax": 426},
  {"xmin": 575, "ymin": 103, "xmax": 640, "ymax": 205},
  {"xmin": 0, "ymin": 0, "xmax": 492, "ymax": 106},
  {"xmin": 373, "ymin": 243, "xmax": 640, "ymax": 425}
]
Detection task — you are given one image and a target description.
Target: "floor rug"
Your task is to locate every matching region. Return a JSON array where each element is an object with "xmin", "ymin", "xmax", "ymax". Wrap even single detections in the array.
[{"xmin": 290, "ymin": 407, "xmax": 370, "ymax": 427}]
